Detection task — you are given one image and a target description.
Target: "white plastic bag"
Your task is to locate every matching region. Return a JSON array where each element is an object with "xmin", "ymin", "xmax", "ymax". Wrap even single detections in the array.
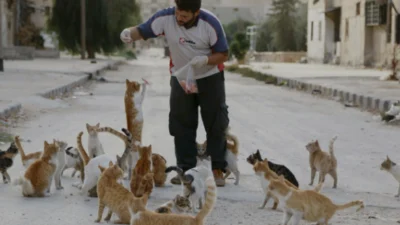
[{"xmin": 173, "ymin": 64, "xmax": 198, "ymax": 94}]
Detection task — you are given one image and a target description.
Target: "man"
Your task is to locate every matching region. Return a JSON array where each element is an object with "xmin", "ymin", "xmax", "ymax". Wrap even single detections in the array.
[{"xmin": 120, "ymin": 0, "xmax": 230, "ymax": 187}]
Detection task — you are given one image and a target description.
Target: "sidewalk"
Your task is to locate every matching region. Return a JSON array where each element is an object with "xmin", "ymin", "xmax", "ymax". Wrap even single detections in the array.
[
  {"xmin": 247, "ymin": 62, "xmax": 400, "ymax": 113},
  {"xmin": 0, "ymin": 57, "xmax": 124, "ymax": 119}
]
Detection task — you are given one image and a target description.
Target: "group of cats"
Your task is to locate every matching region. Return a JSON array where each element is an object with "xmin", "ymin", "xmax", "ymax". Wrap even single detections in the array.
[{"xmin": 0, "ymin": 78, "xmax": 399, "ymax": 225}]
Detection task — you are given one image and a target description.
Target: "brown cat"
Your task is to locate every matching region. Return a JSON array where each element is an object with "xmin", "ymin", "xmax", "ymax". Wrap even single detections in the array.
[
  {"xmin": 268, "ymin": 175, "xmax": 363, "ymax": 225},
  {"xmin": 13, "ymin": 140, "xmax": 60, "ymax": 197},
  {"xmin": 127, "ymin": 177, "xmax": 217, "ymax": 225},
  {"xmin": 124, "ymin": 79, "xmax": 146, "ymax": 150},
  {"xmin": 155, "ymin": 194, "xmax": 192, "ymax": 214},
  {"xmin": 306, "ymin": 136, "xmax": 338, "ymax": 188},
  {"xmin": 130, "ymin": 144, "xmax": 154, "ymax": 197},
  {"xmin": 14, "ymin": 135, "xmax": 42, "ymax": 168},
  {"xmin": 96, "ymin": 161, "xmax": 153, "ymax": 224}
]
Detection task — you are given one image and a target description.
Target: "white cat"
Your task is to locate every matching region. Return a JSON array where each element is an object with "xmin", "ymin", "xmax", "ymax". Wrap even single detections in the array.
[
  {"xmin": 86, "ymin": 123, "xmax": 105, "ymax": 158},
  {"xmin": 380, "ymin": 156, "xmax": 400, "ymax": 197},
  {"xmin": 165, "ymin": 156, "xmax": 213, "ymax": 213},
  {"xmin": 61, "ymin": 147, "xmax": 82, "ymax": 178}
]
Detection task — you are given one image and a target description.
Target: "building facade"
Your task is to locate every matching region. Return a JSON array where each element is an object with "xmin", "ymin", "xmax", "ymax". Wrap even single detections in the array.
[
  {"xmin": 1, "ymin": 0, "xmax": 15, "ymax": 47},
  {"xmin": 307, "ymin": 0, "xmax": 400, "ymax": 67}
]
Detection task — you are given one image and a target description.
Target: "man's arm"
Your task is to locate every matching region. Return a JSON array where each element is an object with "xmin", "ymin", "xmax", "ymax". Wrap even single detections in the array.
[
  {"xmin": 208, "ymin": 17, "xmax": 229, "ymax": 65},
  {"xmin": 127, "ymin": 26, "xmax": 144, "ymax": 42},
  {"xmin": 207, "ymin": 52, "xmax": 229, "ymax": 65}
]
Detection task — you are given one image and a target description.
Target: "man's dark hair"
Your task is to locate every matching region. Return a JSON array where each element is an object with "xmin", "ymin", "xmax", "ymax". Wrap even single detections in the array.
[{"xmin": 175, "ymin": 0, "xmax": 201, "ymax": 13}]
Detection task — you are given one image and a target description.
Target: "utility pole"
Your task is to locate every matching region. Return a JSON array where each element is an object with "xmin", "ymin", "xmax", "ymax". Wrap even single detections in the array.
[
  {"xmin": 80, "ymin": 0, "xmax": 86, "ymax": 59},
  {"xmin": 0, "ymin": 0, "xmax": 4, "ymax": 72}
]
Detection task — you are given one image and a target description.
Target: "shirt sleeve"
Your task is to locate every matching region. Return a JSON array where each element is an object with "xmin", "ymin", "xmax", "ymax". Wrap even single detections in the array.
[
  {"xmin": 208, "ymin": 17, "xmax": 229, "ymax": 53},
  {"xmin": 137, "ymin": 8, "xmax": 173, "ymax": 40}
]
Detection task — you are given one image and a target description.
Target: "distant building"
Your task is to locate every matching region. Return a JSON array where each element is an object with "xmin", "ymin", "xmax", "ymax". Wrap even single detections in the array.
[{"xmin": 307, "ymin": 0, "xmax": 400, "ymax": 67}]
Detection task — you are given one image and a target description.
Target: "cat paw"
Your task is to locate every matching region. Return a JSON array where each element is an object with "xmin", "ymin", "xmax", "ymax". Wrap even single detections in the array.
[
  {"xmin": 94, "ymin": 219, "xmax": 101, "ymax": 223},
  {"xmin": 308, "ymin": 183, "xmax": 313, "ymax": 186},
  {"xmin": 44, "ymin": 192, "xmax": 52, "ymax": 197},
  {"xmin": 56, "ymin": 186, "xmax": 64, "ymax": 190}
]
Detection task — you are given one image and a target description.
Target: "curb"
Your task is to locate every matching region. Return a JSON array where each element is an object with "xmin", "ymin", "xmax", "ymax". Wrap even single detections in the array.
[
  {"xmin": 0, "ymin": 60, "xmax": 124, "ymax": 119},
  {"xmin": 273, "ymin": 76, "xmax": 393, "ymax": 113},
  {"xmin": 237, "ymin": 66, "xmax": 394, "ymax": 113}
]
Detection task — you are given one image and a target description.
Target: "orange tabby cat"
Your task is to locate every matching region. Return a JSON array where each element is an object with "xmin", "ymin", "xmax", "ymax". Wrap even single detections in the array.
[
  {"xmin": 268, "ymin": 175, "xmax": 363, "ymax": 225},
  {"xmin": 95, "ymin": 161, "xmax": 153, "ymax": 224},
  {"xmin": 253, "ymin": 159, "xmax": 299, "ymax": 210},
  {"xmin": 306, "ymin": 136, "xmax": 338, "ymax": 188},
  {"xmin": 130, "ymin": 144, "xmax": 154, "ymax": 197},
  {"xmin": 124, "ymin": 80, "xmax": 167, "ymax": 187},
  {"xmin": 14, "ymin": 136, "xmax": 42, "ymax": 168},
  {"xmin": 127, "ymin": 176, "xmax": 217, "ymax": 225},
  {"xmin": 13, "ymin": 140, "xmax": 60, "ymax": 197},
  {"xmin": 124, "ymin": 79, "xmax": 145, "ymax": 149}
]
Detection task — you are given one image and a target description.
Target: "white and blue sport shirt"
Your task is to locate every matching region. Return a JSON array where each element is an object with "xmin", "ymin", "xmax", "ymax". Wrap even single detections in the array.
[{"xmin": 137, "ymin": 7, "xmax": 229, "ymax": 79}]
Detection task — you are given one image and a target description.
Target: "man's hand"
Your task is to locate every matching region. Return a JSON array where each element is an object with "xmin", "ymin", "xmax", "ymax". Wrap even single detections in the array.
[
  {"xmin": 120, "ymin": 28, "xmax": 132, "ymax": 43},
  {"xmin": 189, "ymin": 56, "xmax": 209, "ymax": 68}
]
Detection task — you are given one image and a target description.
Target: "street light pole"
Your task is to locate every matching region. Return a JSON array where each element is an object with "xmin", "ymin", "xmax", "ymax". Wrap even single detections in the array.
[
  {"xmin": 0, "ymin": 0, "xmax": 4, "ymax": 71},
  {"xmin": 80, "ymin": 0, "xmax": 86, "ymax": 59}
]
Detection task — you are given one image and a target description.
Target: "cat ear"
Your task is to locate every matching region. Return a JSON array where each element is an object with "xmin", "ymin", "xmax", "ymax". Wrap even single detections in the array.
[
  {"xmin": 86, "ymin": 123, "xmax": 90, "ymax": 130},
  {"xmin": 387, "ymin": 155, "xmax": 391, "ymax": 161},
  {"xmin": 109, "ymin": 161, "xmax": 114, "ymax": 167},
  {"xmin": 44, "ymin": 141, "xmax": 49, "ymax": 147},
  {"xmin": 98, "ymin": 165, "xmax": 106, "ymax": 172},
  {"xmin": 263, "ymin": 158, "xmax": 268, "ymax": 163},
  {"xmin": 126, "ymin": 79, "xmax": 130, "ymax": 86}
]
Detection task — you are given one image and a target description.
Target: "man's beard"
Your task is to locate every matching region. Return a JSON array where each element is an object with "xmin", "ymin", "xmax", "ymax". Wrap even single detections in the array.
[{"xmin": 177, "ymin": 16, "xmax": 197, "ymax": 29}]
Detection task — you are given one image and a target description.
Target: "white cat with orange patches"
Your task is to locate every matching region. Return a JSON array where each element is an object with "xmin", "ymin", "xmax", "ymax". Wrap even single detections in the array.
[
  {"xmin": 13, "ymin": 140, "xmax": 60, "ymax": 197},
  {"xmin": 267, "ymin": 175, "xmax": 363, "ymax": 225},
  {"xmin": 86, "ymin": 123, "xmax": 105, "ymax": 158},
  {"xmin": 380, "ymin": 155, "xmax": 400, "ymax": 197}
]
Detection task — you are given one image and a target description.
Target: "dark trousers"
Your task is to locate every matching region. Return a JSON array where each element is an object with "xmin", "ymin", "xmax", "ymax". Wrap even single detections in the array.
[{"xmin": 169, "ymin": 71, "xmax": 229, "ymax": 172}]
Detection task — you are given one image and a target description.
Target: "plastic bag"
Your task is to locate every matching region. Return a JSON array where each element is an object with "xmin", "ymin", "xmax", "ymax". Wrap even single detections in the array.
[{"xmin": 173, "ymin": 64, "xmax": 198, "ymax": 94}]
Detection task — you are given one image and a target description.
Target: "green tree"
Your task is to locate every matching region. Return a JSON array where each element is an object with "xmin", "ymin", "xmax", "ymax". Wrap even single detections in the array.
[
  {"xmin": 294, "ymin": 2, "xmax": 308, "ymax": 51},
  {"xmin": 230, "ymin": 32, "xmax": 250, "ymax": 64},
  {"xmin": 255, "ymin": 20, "xmax": 273, "ymax": 52},
  {"xmin": 223, "ymin": 19, "xmax": 253, "ymax": 44},
  {"xmin": 267, "ymin": 0, "xmax": 299, "ymax": 51},
  {"xmin": 47, "ymin": 0, "xmax": 141, "ymax": 59}
]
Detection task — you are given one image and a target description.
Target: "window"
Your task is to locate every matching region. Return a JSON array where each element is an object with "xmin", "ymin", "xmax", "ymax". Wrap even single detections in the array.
[
  {"xmin": 356, "ymin": 2, "xmax": 360, "ymax": 15},
  {"xmin": 365, "ymin": 1, "xmax": 387, "ymax": 26},
  {"xmin": 387, "ymin": 3, "xmax": 392, "ymax": 43},
  {"xmin": 311, "ymin": 21, "xmax": 314, "ymax": 41},
  {"xmin": 318, "ymin": 21, "xmax": 322, "ymax": 41},
  {"xmin": 345, "ymin": 19, "xmax": 349, "ymax": 40}
]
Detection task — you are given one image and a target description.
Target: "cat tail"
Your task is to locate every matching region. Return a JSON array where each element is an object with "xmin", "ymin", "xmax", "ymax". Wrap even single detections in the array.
[
  {"xmin": 77, "ymin": 132, "xmax": 90, "ymax": 166},
  {"xmin": 97, "ymin": 127, "xmax": 128, "ymax": 144},
  {"xmin": 195, "ymin": 177, "xmax": 217, "ymax": 222},
  {"xmin": 314, "ymin": 181, "xmax": 324, "ymax": 193},
  {"xmin": 14, "ymin": 135, "xmax": 27, "ymax": 159},
  {"xmin": 165, "ymin": 166, "xmax": 193, "ymax": 184},
  {"xmin": 225, "ymin": 127, "xmax": 239, "ymax": 155},
  {"xmin": 335, "ymin": 200, "xmax": 364, "ymax": 212},
  {"xmin": 329, "ymin": 136, "xmax": 338, "ymax": 160}
]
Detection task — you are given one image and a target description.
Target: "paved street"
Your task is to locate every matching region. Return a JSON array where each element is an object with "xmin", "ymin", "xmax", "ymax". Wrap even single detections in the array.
[{"xmin": 1, "ymin": 53, "xmax": 399, "ymax": 225}]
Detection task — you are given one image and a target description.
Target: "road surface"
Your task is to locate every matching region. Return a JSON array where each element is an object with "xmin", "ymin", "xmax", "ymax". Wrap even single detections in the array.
[{"xmin": 1, "ymin": 55, "xmax": 399, "ymax": 225}]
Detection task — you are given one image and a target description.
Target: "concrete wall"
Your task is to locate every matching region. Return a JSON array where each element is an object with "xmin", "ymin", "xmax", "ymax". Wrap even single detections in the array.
[
  {"xmin": 307, "ymin": 0, "xmax": 325, "ymax": 63},
  {"xmin": 340, "ymin": 0, "xmax": 366, "ymax": 67},
  {"xmin": 254, "ymin": 52, "xmax": 307, "ymax": 63}
]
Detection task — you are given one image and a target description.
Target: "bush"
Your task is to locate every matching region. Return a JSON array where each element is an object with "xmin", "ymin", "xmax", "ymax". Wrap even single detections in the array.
[
  {"xmin": 229, "ymin": 32, "xmax": 250, "ymax": 64},
  {"xmin": 226, "ymin": 65, "xmax": 277, "ymax": 84}
]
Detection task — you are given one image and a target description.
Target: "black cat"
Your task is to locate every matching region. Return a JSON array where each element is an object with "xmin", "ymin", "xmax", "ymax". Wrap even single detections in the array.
[
  {"xmin": 247, "ymin": 149, "xmax": 299, "ymax": 187},
  {"xmin": 0, "ymin": 142, "xmax": 19, "ymax": 183}
]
